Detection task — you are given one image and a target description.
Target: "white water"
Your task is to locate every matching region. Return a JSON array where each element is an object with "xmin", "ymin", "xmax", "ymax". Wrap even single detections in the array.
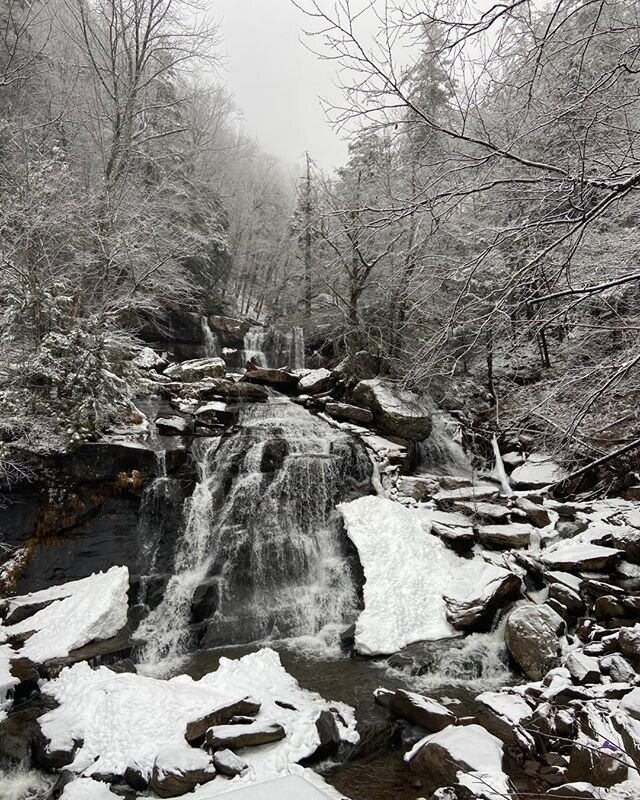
[
  {"xmin": 243, "ymin": 325, "xmax": 304, "ymax": 370},
  {"xmin": 0, "ymin": 769, "xmax": 53, "ymax": 799},
  {"xmin": 419, "ymin": 409, "xmax": 473, "ymax": 476},
  {"xmin": 201, "ymin": 316, "xmax": 220, "ymax": 358},
  {"xmin": 137, "ymin": 398, "xmax": 370, "ymax": 665}
]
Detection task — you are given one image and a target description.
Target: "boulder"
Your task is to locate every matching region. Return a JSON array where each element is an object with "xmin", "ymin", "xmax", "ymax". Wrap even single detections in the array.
[
  {"xmin": 298, "ymin": 368, "xmax": 335, "ymax": 394},
  {"xmin": 475, "ymin": 691, "xmax": 535, "ymax": 751},
  {"xmin": 567, "ymin": 703, "xmax": 627, "ymax": 787},
  {"xmin": 184, "ymin": 696, "xmax": 260, "ymax": 743},
  {"xmin": 351, "ymin": 378, "xmax": 432, "ymax": 440},
  {"xmin": 548, "ymin": 582, "xmax": 584, "ymax": 617},
  {"xmin": 164, "ymin": 357, "xmax": 226, "ymax": 382},
  {"xmin": 444, "ymin": 565, "xmax": 522, "ymax": 632},
  {"xmin": 211, "ymin": 748, "xmax": 248, "ymax": 777},
  {"xmin": 601, "ymin": 654, "xmax": 636, "ymax": 683},
  {"xmin": 564, "ymin": 652, "xmax": 600, "ymax": 685},
  {"xmin": 541, "ymin": 544, "xmax": 623, "ymax": 572},
  {"xmin": 324, "ymin": 402, "xmax": 373, "ymax": 425},
  {"xmin": 478, "ymin": 523, "xmax": 533, "ymax": 550},
  {"xmin": 205, "ymin": 721, "xmax": 286, "ymax": 751},
  {"xmin": 66, "ymin": 440, "xmax": 157, "ymax": 481},
  {"xmin": 309, "ymin": 710, "xmax": 341, "ymax": 760},
  {"xmin": 408, "ymin": 724, "xmax": 506, "ymax": 796},
  {"xmin": 193, "ymin": 378, "xmax": 268, "ymax": 402},
  {"xmin": 510, "ymin": 454, "xmax": 568, "ymax": 488},
  {"xmin": 434, "ymin": 483, "xmax": 499, "ymax": 506},
  {"xmin": 134, "ymin": 347, "xmax": 168, "ymax": 371},
  {"xmin": 514, "ymin": 497, "xmax": 551, "ymax": 528},
  {"xmin": 546, "ymin": 783, "xmax": 602, "ymax": 799},
  {"xmin": 208, "ymin": 315, "xmax": 252, "ymax": 343},
  {"xmin": 505, "ymin": 604, "xmax": 565, "ymax": 680},
  {"xmin": 453, "ymin": 501, "xmax": 511, "ymax": 523},
  {"xmin": 155, "ymin": 416, "xmax": 193, "ymax": 436},
  {"xmin": 242, "ymin": 368, "xmax": 299, "ymax": 389},
  {"xmin": 149, "ymin": 747, "xmax": 216, "ymax": 797},
  {"xmin": 397, "ymin": 476, "xmax": 438, "ymax": 501},
  {"xmin": 432, "ymin": 524, "xmax": 476, "ymax": 551},
  {"xmin": 619, "ymin": 624, "xmax": 640, "ymax": 659},
  {"xmin": 194, "ymin": 401, "xmax": 236, "ymax": 427},
  {"xmin": 389, "ymin": 690, "xmax": 455, "ymax": 731}
]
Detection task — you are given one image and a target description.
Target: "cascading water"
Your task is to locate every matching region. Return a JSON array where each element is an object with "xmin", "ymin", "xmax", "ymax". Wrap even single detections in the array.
[
  {"xmin": 242, "ymin": 325, "xmax": 305, "ymax": 370},
  {"xmin": 201, "ymin": 316, "xmax": 221, "ymax": 358},
  {"xmin": 137, "ymin": 398, "xmax": 371, "ymax": 665},
  {"xmin": 419, "ymin": 409, "xmax": 473, "ymax": 476}
]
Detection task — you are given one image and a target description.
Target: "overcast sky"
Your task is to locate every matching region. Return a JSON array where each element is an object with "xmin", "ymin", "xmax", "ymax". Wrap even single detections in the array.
[{"xmin": 212, "ymin": 0, "xmax": 358, "ymax": 173}]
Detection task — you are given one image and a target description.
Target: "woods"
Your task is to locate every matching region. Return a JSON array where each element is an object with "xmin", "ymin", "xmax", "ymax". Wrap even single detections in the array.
[{"xmin": 1, "ymin": 0, "xmax": 639, "ymax": 472}]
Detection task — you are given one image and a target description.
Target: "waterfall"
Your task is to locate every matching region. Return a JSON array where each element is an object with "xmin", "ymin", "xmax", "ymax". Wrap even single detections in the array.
[
  {"xmin": 201, "ymin": 316, "xmax": 220, "ymax": 358},
  {"xmin": 136, "ymin": 398, "xmax": 371, "ymax": 665},
  {"xmin": 419, "ymin": 410, "xmax": 473, "ymax": 476},
  {"xmin": 242, "ymin": 325, "xmax": 305, "ymax": 370}
]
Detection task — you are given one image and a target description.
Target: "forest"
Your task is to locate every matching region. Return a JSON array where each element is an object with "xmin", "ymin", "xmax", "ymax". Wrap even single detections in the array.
[{"xmin": 1, "ymin": 0, "xmax": 639, "ymax": 478}]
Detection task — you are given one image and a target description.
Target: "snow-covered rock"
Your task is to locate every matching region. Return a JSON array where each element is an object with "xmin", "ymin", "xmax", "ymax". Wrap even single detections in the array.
[
  {"xmin": 298, "ymin": 368, "xmax": 335, "ymax": 394},
  {"xmin": 134, "ymin": 347, "xmax": 167, "ymax": 371},
  {"xmin": 505, "ymin": 603, "xmax": 565, "ymax": 680},
  {"xmin": 338, "ymin": 496, "xmax": 484, "ymax": 654},
  {"xmin": 406, "ymin": 723, "xmax": 510, "ymax": 798},
  {"xmin": 443, "ymin": 563, "xmax": 522, "ymax": 631},
  {"xmin": 510, "ymin": 453, "xmax": 568, "ymax": 488},
  {"xmin": 0, "ymin": 566, "xmax": 129, "ymax": 664},
  {"xmin": 0, "ymin": 643, "xmax": 19, "ymax": 721},
  {"xmin": 351, "ymin": 378, "xmax": 432, "ymax": 440},
  {"xmin": 542, "ymin": 543, "xmax": 623, "ymax": 572},
  {"xmin": 388, "ymin": 690, "xmax": 456, "ymax": 731},
  {"xmin": 150, "ymin": 745, "xmax": 216, "ymax": 797},
  {"xmin": 164, "ymin": 357, "xmax": 226, "ymax": 382},
  {"xmin": 478, "ymin": 522, "xmax": 534, "ymax": 549},
  {"xmin": 38, "ymin": 648, "xmax": 357, "ymax": 791}
]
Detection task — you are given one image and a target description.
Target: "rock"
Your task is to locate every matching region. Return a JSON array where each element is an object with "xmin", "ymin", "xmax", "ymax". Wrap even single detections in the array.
[
  {"xmin": 555, "ymin": 518, "xmax": 590, "ymax": 538},
  {"xmin": 389, "ymin": 690, "xmax": 455, "ymax": 732},
  {"xmin": 324, "ymin": 402, "xmax": 373, "ymax": 425},
  {"xmin": 211, "ymin": 748, "xmax": 248, "ymax": 777},
  {"xmin": 565, "ymin": 652, "xmax": 600, "ymax": 685},
  {"xmin": 149, "ymin": 747, "xmax": 216, "ymax": 797},
  {"xmin": 601, "ymin": 654, "xmax": 636, "ymax": 683},
  {"xmin": 502, "ymin": 451, "xmax": 524, "ymax": 469},
  {"xmin": 408, "ymin": 724, "xmax": 505, "ymax": 796},
  {"xmin": 429, "ymin": 510, "xmax": 475, "ymax": 529},
  {"xmin": 309, "ymin": 710, "xmax": 341, "ymax": 760},
  {"xmin": 208, "ymin": 315, "xmax": 252, "ymax": 343},
  {"xmin": 194, "ymin": 401, "xmax": 236, "ymax": 427},
  {"xmin": 444, "ymin": 565, "xmax": 522, "ymax": 632},
  {"xmin": 546, "ymin": 783, "xmax": 601, "ymax": 799},
  {"xmin": 620, "ymin": 687, "xmax": 640, "ymax": 721},
  {"xmin": 453, "ymin": 501, "xmax": 512, "ymax": 522},
  {"xmin": 351, "ymin": 378, "xmax": 432, "ymax": 440},
  {"xmin": 334, "ymin": 350, "xmax": 380, "ymax": 380},
  {"xmin": 567, "ymin": 703, "xmax": 627, "ymax": 787},
  {"xmin": 510, "ymin": 453, "xmax": 568, "ymax": 488},
  {"xmin": 434, "ymin": 483, "xmax": 499, "ymax": 506},
  {"xmin": 66, "ymin": 440, "xmax": 157, "ymax": 481},
  {"xmin": 3, "ymin": 599, "xmax": 56, "ymax": 626},
  {"xmin": 478, "ymin": 522, "xmax": 533, "ymax": 550},
  {"xmin": 397, "ymin": 476, "xmax": 437, "ymax": 501},
  {"xmin": 595, "ymin": 595, "xmax": 625, "ymax": 620},
  {"xmin": 193, "ymin": 378, "xmax": 268, "ymax": 402},
  {"xmin": 242, "ymin": 367, "xmax": 299, "ymax": 388},
  {"xmin": 619, "ymin": 624, "xmax": 640, "ymax": 659},
  {"xmin": 541, "ymin": 544, "xmax": 623, "ymax": 572},
  {"xmin": 514, "ymin": 497, "xmax": 551, "ymax": 528},
  {"xmin": 33, "ymin": 729, "xmax": 81, "ymax": 771},
  {"xmin": 134, "ymin": 347, "xmax": 167, "ymax": 371},
  {"xmin": 205, "ymin": 721, "xmax": 286, "ymax": 751},
  {"xmin": 505, "ymin": 604, "xmax": 565, "ymax": 680},
  {"xmin": 548, "ymin": 583, "xmax": 584, "ymax": 616},
  {"xmin": 164, "ymin": 357, "xmax": 226, "ymax": 382},
  {"xmin": 475, "ymin": 691, "xmax": 534, "ymax": 751},
  {"xmin": 124, "ymin": 765, "xmax": 148, "ymax": 790},
  {"xmin": 298, "ymin": 368, "xmax": 335, "ymax": 394},
  {"xmin": 184, "ymin": 697, "xmax": 261, "ymax": 743},
  {"xmin": 155, "ymin": 416, "xmax": 193, "ymax": 436},
  {"xmin": 433, "ymin": 524, "xmax": 476, "ymax": 551}
]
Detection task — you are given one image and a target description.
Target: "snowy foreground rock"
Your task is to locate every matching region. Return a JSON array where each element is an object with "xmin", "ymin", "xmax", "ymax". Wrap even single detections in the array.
[{"xmin": 38, "ymin": 648, "xmax": 356, "ymax": 796}]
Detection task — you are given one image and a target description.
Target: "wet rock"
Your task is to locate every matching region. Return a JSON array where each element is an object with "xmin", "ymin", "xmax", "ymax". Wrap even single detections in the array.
[
  {"xmin": 194, "ymin": 401, "xmax": 236, "ymax": 427},
  {"xmin": 260, "ymin": 438, "xmax": 289, "ymax": 472},
  {"xmin": 211, "ymin": 748, "xmax": 248, "ymax": 777},
  {"xmin": 309, "ymin": 709, "xmax": 341, "ymax": 760},
  {"xmin": 548, "ymin": 583, "xmax": 584, "ymax": 617},
  {"xmin": 478, "ymin": 522, "xmax": 533, "ymax": 550},
  {"xmin": 38, "ymin": 628, "xmax": 133, "ymax": 680},
  {"xmin": 298, "ymin": 368, "xmax": 335, "ymax": 394},
  {"xmin": 150, "ymin": 747, "xmax": 216, "ymax": 797},
  {"xmin": 3, "ymin": 599, "xmax": 57, "ymax": 626},
  {"xmin": 389, "ymin": 690, "xmax": 455, "ymax": 732},
  {"xmin": 208, "ymin": 315, "xmax": 252, "ymax": 343},
  {"xmin": 505, "ymin": 603, "xmax": 565, "ymax": 680},
  {"xmin": 205, "ymin": 721, "xmax": 286, "ymax": 751},
  {"xmin": 351, "ymin": 378, "xmax": 432, "ymax": 440},
  {"xmin": 155, "ymin": 416, "xmax": 192, "ymax": 436},
  {"xmin": 164, "ymin": 357, "xmax": 226, "ymax": 382},
  {"xmin": 67, "ymin": 440, "xmax": 157, "ymax": 481},
  {"xmin": 444, "ymin": 565, "xmax": 521, "ymax": 632},
  {"xmin": 184, "ymin": 697, "xmax": 261, "ymax": 743},
  {"xmin": 242, "ymin": 367, "xmax": 300, "ymax": 388},
  {"xmin": 324, "ymin": 402, "xmax": 373, "ymax": 425},
  {"xmin": 514, "ymin": 496, "xmax": 551, "ymax": 528}
]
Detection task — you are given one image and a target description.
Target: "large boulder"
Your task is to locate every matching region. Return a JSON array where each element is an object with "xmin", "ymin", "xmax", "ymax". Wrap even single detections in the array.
[
  {"xmin": 324, "ymin": 402, "xmax": 373, "ymax": 425},
  {"xmin": 389, "ymin": 690, "xmax": 455, "ymax": 731},
  {"xmin": 164, "ymin": 357, "xmax": 226, "ymax": 382},
  {"xmin": 541, "ymin": 543, "xmax": 623, "ymax": 572},
  {"xmin": 444, "ymin": 564, "xmax": 522, "ymax": 632},
  {"xmin": 298, "ymin": 368, "xmax": 336, "ymax": 394},
  {"xmin": 505, "ymin": 604, "xmax": 565, "ymax": 680},
  {"xmin": 242, "ymin": 368, "xmax": 299, "ymax": 389},
  {"xmin": 208, "ymin": 315, "xmax": 252, "ymax": 344},
  {"xmin": 149, "ymin": 746, "xmax": 216, "ymax": 797},
  {"xmin": 351, "ymin": 378, "xmax": 432, "ymax": 440},
  {"xmin": 510, "ymin": 453, "xmax": 568, "ymax": 488}
]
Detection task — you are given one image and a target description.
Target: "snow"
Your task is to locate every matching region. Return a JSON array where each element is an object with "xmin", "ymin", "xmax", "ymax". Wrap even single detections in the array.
[
  {"xmin": 60, "ymin": 777, "xmax": 118, "ymax": 798},
  {"xmin": 510, "ymin": 453, "xmax": 568, "ymax": 487},
  {"xmin": 39, "ymin": 648, "xmax": 357, "ymax": 791},
  {"xmin": 476, "ymin": 690, "xmax": 532, "ymax": 725},
  {"xmin": 338, "ymin": 496, "xmax": 488, "ymax": 655},
  {"xmin": 405, "ymin": 723, "xmax": 510, "ymax": 798},
  {"xmin": 192, "ymin": 771, "xmax": 344, "ymax": 799},
  {"xmin": 154, "ymin": 743, "xmax": 215, "ymax": 776},
  {"xmin": 0, "ymin": 642, "xmax": 19, "ymax": 722},
  {"xmin": 541, "ymin": 542, "xmax": 623, "ymax": 569},
  {"xmin": 0, "ymin": 566, "xmax": 129, "ymax": 663}
]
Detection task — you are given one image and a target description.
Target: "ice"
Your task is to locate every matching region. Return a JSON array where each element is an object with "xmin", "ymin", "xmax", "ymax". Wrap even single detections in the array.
[
  {"xmin": 0, "ymin": 566, "xmax": 129, "ymax": 663},
  {"xmin": 338, "ymin": 496, "xmax": 487, "ymax": 655}
]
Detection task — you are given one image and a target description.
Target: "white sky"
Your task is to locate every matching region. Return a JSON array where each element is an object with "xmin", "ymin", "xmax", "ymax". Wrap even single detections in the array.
[{"xmin": 211, "ymin": 0, "xmax": 358, "ymax": 172}]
